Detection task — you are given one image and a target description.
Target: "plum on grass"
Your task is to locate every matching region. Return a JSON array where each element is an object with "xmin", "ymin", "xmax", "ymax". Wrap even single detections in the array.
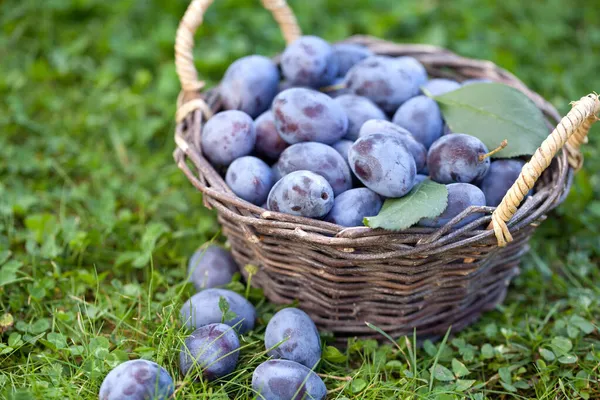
[
  {"xmin": 226, "ymin": 156, "xmax": 274, "ymax": 205},
  {"xmin": 179, "ymin": 323, "xmax": 240, "ymax": 381},
  {"xmin": 345, "ymin": 56, "xmax": 427, "ymax": 113},
  {"xmin": 201, "ymin": 110, "xmax": 255, "ymax": 166},
  {"xmin": 359, "ymin": 119, "xmax": 427, "ymax": 173},
  {"xmin": 99, "ymin": 359, "xmax": 174, "ymax": 400},
  {"xmin": 334, "ymin": 94, "xmax": 386, "ymax": 140},
  {"xmin": 392, "ymin": 95, "xmax": 444, "ymax": 149},
  {"xmin": 267, "ymin": 171, "xmax": 334, "ymax": 218},
  {"xmin": 422, "ymin": 78, "xmax": 461, "ymax": 96},
  {"xmin": 254, "ymin": 110, "xmax": 288, "ymax": 159},
  {"xmin": 420, "ymin": 183, "xmax": 486, "ymax": 228},
  {"xmin": 272, "ymin": 88, "xmax": 348, "ymax": 145},
  {"xmin": 188, "ymin": 245, "xmax": 238, "ymax": 291},
  {"xmin": 427, "ymin": 133, "xmax": 492, "ymax": 184},
  {"xmin": 219, "ymin": 55, "xmax": 279, "ymax": 118},
  {"xmin": 252, "ymin": 360, "xmax": 327, "ymax": 400},
  {"xmin": 265, "ymin": 308, "xmax": 321, "ymax": 368},
  {"xmin": 349, "ymin": 133, "xmax": 416, "ymax": 197},
  {"xmin": 277, "ymin": 142, "xmax": 352, "ymax": 195},
  {"xmin": 281, "ymin": 36, "xmax": 338, "ymax": 88},
  {"xmin": 479, "ymin": 159, "xmax": 525, "ymax": 207},
  {"xmin": 180, "ymin": 288, "xmax": 256, "ymax": 334},
  {"xmin": 325, "ymin": 188, "xmax": 382, "ymax": 227},
  {"xmin": 332, "ymin": 43, "xmax": 373, "ymax": 76}
]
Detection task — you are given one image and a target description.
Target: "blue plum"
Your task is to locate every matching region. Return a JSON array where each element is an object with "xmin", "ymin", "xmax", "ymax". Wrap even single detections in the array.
[
  {"xmin": 179, "ymin": 323, "xmax": 240, "ymax": 381},
  {"xmin": 334, "ymin": 94, "xmax": 387, "ymax": 141},
  {"xmin": 180, "ymin": 288, "xmax": 256, "ymax": 334},
  {"xmin": 267, "ymin": 171, "xmax": 334, "ymax": 218},
  {"xmin": 252, "ymin": 360, "xmax": 327, "ymax": 400},
  {"xmin": 201, "ymin": 110, "xmax": 255, "ymax": 166},
  {"xmin": 265, "ymin": 308, "xmax": 321, "ymax": 368},
  {"xmin": 99, "ymin": 360, "xmax": 174, "ymax": 400},
  {"xmin": 254, "ymin": 111, "xmax": 288, "ymax": 160},
  {"xmin": 422, "ymin": 78, "xmax": 461, "ymax": 96},
  {"xmin": 332, "ymin": 43, "xmax": 373, "ymax": 76},
  {"xmin": 443, "ymin": 124, "xmax": 453, "ymax": 136},
  {"xmin": 188, "ymin": 245, "xmax": 238, "ymax": 291},
  {"xmin": 345, "ymin": 56, "xmax": 426, "ymax": 113},
  {"xmin": 420, "ymin": 183, "xmax": 486, "ymax": 228},
  {"xmin": 349, "ymin": 133, "xmax": 416, "ymax": 197},
  {"xmin": 277, "ymin": 142, "xmax": 352, "ymax": 195},
  {"xmin": 331, "ymin": 140, "xmax": 353, "ymax": 164},
  {"xmin": 226, "ymin": 156, "xmax": 274, "ymax": 205},
  {"xmin": 220, "ymin": 55, "xmax": 280, "ymax": 118},
  {"xmin": 359, "ymin": 119, "xmax": 427, "ymax": 173},
  {"xmin": 478, "ymin": 159, "xmax": 525, "ymax": 207},
  {"xmin": 272, "ymin": 162, "xmax": 284, "ymax": 183},
  {"xmin": 272, "ymin": 88, "xmax": 348, "ymax": 145},
  {"xmin": 396, "ymin": 56, "xmax": 429, "ymax": 87},
  {"xmin": 392, "ymin": 95, "xmax": 444, "ymax": 149},
  {"xmin": 427, "ymin": 133, "xmax": 491, "ymax": 184},
  {"xmin": 325, "ymin": 188, "xmax": 382, "ymax": 227},
  {"xmin": 281, "ymin": 36, "xmax": 338, "ymax": 88},
  {"xmin": 413, "ymin": 174, "xmax": 428, "ymax": 186}
]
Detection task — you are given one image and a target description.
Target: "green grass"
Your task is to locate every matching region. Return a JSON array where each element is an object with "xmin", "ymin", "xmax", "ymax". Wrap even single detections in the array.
[{"xmin": 1, "ymin": 0, "xmax": 600, "ymax": 398}]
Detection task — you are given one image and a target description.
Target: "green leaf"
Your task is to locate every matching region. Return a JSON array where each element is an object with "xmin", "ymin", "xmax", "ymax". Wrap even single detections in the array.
[
  {"xmin": 501, "ymin": 381, "xmax": 518, "ymax": 393},
  {"xmin": 364, "ymin": 180, "xmax": 448, "ymax": 231},
  {"xmin": 539, "ymin": 348, "xmax": 556, "ymax": 361},
  {"xmin": 385, "ymin": 360, "xmax": 403, "ymax": 370},
  {"xmin": 513, "ymin": 380, "xmax": 530, "ymax": 389},
  {"xmin": 218, "ymin": 296, "xmax": 236, "ymax": 323},
  {"xmin": 433, "ymin": 83, "xmax": 548, "ymax": 158},
  {"xmin": 46, "ymin": 333, "xmax": 67, "ymax": 349},
  {"xmin": 558, "ymin": 354, "xmax": 578, "ymax": 364},
  {"xmin": 498, "ymin": 367, "xmax": 512, "ymax": 385},
  {"xmin": 455, "ymin": 379, "xmax": 476, "ymax": 392},
  {"xmin": 570, "ymin": 315, "xmax": 595, "ymax": 334},
  {"xmin": 451, "ymin": 358, "xmax": 470, "ymax": 377},
  {"xmin": 323, "ymin": 346, "xmax": 348, "ymax": 363},
  {"xmin": 550, "ymin": 336, "xmax": 573, "ymax": 355},
  {"xmin": 351, "ymin": 378, "xmax": 367, "ymax": 393},
  {"xmin": 481, "ymin": 343, "xmax": 495, "ymax": 359},
  {"xmin": 0, "ymin": 260, "xmax": 23, "ymax": 287},
  {"xmin": 432, "ymin": 364, "xmax": 455, "ymax": 381},
  {"xmin": 140, "ymin": 222, "xmax": 170, "ymax": 252},
  {"xmin": 423, "ymin": 340, "xmax": 437, "ymax": 357},
  {"xmin": 30, "ymin": 319, "xmax": 50, "ymax": 334}
]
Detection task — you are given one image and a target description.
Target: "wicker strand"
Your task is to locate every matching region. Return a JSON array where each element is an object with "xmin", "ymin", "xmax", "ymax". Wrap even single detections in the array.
[
  {"xmin": 174, "ymin": 0, "xmax": 301, "ymax": 122},
  {"xmin": 491, "ymin": 94, "xmax": 600, "ymax": 247}
]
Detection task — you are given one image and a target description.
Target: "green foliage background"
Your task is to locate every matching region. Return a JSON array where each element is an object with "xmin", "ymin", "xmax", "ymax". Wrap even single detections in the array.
[{"xmin": 1, "ymin": 0, "xmax": 599, "ymax": 399}]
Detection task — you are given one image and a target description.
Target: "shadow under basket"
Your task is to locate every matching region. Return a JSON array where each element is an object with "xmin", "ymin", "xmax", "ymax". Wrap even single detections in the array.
[{"xmin": 173, "ymin": 1, "xmax": 599, "ymax": 342}]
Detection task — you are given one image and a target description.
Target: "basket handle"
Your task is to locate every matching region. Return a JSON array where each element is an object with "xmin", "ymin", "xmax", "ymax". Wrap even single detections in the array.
[
  {"xmin": 491, "ymin": 93, "xmax": 600, "ymax": 247},
  {"xmin": 174, "ymin": 0, "xmax": 301, "ymax": 95}
]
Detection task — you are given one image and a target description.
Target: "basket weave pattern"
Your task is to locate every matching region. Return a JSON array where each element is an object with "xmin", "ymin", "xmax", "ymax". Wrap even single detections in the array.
[{"xmin": 173, "ymin": 2, "xmax": 599, "ymax": 340}]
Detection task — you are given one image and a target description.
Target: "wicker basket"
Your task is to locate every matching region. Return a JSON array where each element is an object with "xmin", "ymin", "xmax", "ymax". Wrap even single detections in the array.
[{"xmin": 173, "ymin": 0, "xmax": 600, "ymax": 340}]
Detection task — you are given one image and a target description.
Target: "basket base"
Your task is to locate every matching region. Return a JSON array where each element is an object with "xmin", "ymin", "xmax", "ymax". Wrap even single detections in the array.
[{"xmin": 222, "ymin": 215, "xmax": 534, "ymax": 342}]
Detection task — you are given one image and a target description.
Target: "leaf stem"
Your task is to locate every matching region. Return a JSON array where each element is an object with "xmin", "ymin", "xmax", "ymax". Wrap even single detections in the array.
[
  {"xmin": 320, "ymin": 82, "xmax": 346, "ymax": 93},
  {"xmin": 479, "ymin": 139, "xmax": 508, "ymax": 161}
]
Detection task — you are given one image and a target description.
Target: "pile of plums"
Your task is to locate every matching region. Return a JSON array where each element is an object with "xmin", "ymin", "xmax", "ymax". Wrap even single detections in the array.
[
  {"xmin": 200, "ymin": 36, "xmax": 526, "ymax": 229},
  {"xmin": 99, "ymin": 245, "xmax": 326, "ymax": 400}
]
